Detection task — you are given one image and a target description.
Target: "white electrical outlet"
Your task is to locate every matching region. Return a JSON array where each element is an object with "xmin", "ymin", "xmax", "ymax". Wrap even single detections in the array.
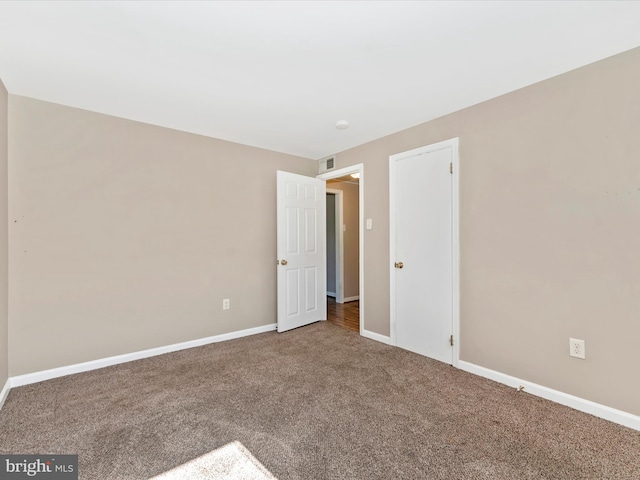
[
  {"xmin": 223, "ymin": 298, "xmax": 230, "ymax": 310},
  {"xmin": 569, "ymin": 338, "xmax": 585, "ymax": 359}
]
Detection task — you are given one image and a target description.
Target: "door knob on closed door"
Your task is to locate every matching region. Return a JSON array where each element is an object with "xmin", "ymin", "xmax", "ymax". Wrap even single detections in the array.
[
  {"xmin": 280, "ymin": 259, "xmax": 288, "ymax": 266},
  {"xmin": 394, "ymin": 261, "xmax": 404, "ymax": 269}
]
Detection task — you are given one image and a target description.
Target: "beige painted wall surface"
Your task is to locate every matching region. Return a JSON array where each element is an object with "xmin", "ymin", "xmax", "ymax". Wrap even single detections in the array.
[
  {"xmin": 0, "ymin": 79, "xmax": 8, "ymax": 387},
  {"xmin": 8, "ymin": 96, "xmax": 315, "ymax": 376},
  {"xmin": 327, "ymin": 181, "xmax": 359, "ymax": 299},
  {"xmin": 332, "ymin": 47, "xmax": 640, "ymax": 416}
]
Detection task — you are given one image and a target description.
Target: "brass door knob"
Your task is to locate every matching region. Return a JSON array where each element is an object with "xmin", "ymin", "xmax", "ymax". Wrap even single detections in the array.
[
  {"xmin": 281, "ymin": 259, "xmax": 288, "ymax": 266},
  {"xmin": 394, "ymin": 261, "xmax": 404, "ymax": 269}
]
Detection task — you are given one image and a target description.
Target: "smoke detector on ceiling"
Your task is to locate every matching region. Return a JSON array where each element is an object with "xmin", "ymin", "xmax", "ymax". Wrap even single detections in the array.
[{"xmin": 335, "ymin": 120, "xmax": 349, "ymax": 129}]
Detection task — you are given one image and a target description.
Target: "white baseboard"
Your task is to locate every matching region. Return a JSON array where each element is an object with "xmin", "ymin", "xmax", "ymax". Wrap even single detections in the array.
[
  {"xmin": 342, "ymin": 296, "xmax": 359, "ymax": 303},
  {"xmin": 458, "ymin": 360, "xmax": 640, "ymax": 432},
  {"xmin": 9, "ymin": 324, "xmax": 636, "ymax": 433},
  {"xmin": 361, "ymin": 329, "xmax": 393, "ymax": 346},
  {"xmin": 10, "ymin": 323, "xmax": 277, "ymax": 389},
  {"xmin": 0, "ymin": 378, "xmax": 10, "ymax": 410},
  {"xmin": 326, "ymin": 292, "xmax": 336, "ymax": 297}
]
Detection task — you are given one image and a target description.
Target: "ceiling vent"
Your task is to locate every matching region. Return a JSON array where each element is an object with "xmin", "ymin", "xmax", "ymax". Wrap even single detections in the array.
[{"xmin": 318, "ymin": 156, "xmax": 335, "ymax": 174}]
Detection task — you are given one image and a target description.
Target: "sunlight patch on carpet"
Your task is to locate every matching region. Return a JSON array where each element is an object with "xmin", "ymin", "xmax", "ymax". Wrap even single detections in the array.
[{"xmin": 150, "ymin": 441, "xmax": 277, "ymax": 479}]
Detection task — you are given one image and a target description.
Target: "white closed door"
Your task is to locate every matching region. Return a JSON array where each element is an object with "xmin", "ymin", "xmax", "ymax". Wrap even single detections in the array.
[
  {"xmin": 276, "ymin": 171, "xmax": 327, "ymax": 332},
  {"xmin": 390, "ymin": 139, "xmax": 456, "ymax": 364}
]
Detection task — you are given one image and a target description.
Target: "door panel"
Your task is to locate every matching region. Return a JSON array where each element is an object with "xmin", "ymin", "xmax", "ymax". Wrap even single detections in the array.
[
  {"xmin": 277, "ymin": 171, "xmax": 326, "ymax": 332},
  {"xmin": 391, "ymin": 142, "xmax": 454, "ymax": 363},
  {"xmin": 304, "ymin": 209, "xmax": 317, "ymax": 252},
  {"xmin": 305, "ymin": 266, "xmax": 317, "ymax": 310}
]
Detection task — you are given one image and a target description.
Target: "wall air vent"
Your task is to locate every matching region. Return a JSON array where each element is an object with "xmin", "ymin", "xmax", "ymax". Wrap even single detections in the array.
[{"xmin": 318, "ymin": 156, "xmax": 335, "ymax": 174}]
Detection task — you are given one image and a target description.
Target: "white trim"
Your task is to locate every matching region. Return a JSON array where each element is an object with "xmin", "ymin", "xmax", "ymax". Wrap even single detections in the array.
[
  {"xmin": 318, "ymin": 163, "xmax": 364, "ymax": 336},
  {"xmin": 361, "ymin": 329, "xmax": 393, "ymax": 346},
  {"xmin": 326, "ymin": 188, "xmax": 344, "ymax": 303},
  {"xmin": 342, "ymin": 296, "xmax": 359, "ymax": 303},
  {"xmin": 0, "ymin": 378, "xmax": 11, "ymax": 410},
  {"xmin": 451, "ymin": 140, "xmax": 460, "ymax": 368},
  {"xmin": 326, "ymin": 292, "xmax": 336, "ymax": 297},
  {"xmin": 10, "ymin": 323, "xmax": 276, "ymax": 388},
  {"xmin": 389, "ymin": 152, "xmax": 397, "ymax": 346},
  {"xmin": 389, "ymin": 138, "xmax": 460, "ymax": 366},
  {"xmin": 358, "ymin": 167, "xmax": 363, "ymax": 336},
  {"xmin": 458, "ymin": 360, "xmax": 640, "ymax": 432}
]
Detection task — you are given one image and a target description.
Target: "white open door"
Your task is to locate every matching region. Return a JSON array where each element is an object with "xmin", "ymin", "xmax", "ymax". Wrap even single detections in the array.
[{"xmin": 277, "ymin": 171, "xmax": 327, "ymax": 332}]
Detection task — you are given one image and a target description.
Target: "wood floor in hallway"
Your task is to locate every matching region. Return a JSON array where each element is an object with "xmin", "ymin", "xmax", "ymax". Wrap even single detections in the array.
[{"xmin": 327, "ymin": 296, "xmax": 359, "ymax": 332}]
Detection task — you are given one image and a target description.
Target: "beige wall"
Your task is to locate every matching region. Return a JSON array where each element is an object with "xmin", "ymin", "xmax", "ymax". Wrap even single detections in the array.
[
  {"xmin": 327, "ymin": 181, "xmax": 359, "ymax": 299},
  {"xmin": 0, "ymin": 79, "xmax": 7, "ymax": 388},
  {"xmin": 333, "ymin": 47, "xmax": 640, "ymax": 416},
  {"xmin": 8, "ymin": 96, "xmax": 315, "ymax": 376}
]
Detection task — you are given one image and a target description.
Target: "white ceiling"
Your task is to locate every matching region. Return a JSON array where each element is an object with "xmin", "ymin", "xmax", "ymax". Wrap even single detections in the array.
[{"xmin": 1, "ymin": 1, "xmax": 640, "ymax": 160}]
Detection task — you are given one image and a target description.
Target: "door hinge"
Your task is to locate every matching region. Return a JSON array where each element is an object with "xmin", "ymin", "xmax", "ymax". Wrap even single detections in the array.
[
  {"xmin": 449, "ymin": 335, "xmax": 454, "ymax": 346},
  {"xmin": 450, "ymin": 162, "xmax": 453, "ymax": 174}
]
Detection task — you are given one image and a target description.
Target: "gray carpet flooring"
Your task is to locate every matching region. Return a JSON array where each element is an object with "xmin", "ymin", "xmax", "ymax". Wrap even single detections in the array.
[{"xmin": 1, "ymin": 322, "xmax": 638, "ymax": 479}]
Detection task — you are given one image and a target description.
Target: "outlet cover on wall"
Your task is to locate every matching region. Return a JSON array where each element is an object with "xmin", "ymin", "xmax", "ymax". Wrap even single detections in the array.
[
  {"xmin": 223, "ymin": 298, "xmax": 230, "ymax": 310},
  {"xmin": 569, "ymin": 338, "xmax": 585, "ymax": 359}
]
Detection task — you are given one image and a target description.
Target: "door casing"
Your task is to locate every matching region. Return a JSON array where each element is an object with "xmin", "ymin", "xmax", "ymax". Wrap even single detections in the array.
[
  {"xmin": 318, "ymin": 164, "xmax": 364, "ymax": 335},
  {"xmin": 326, "ymin": 188, "xmax": 344, "ymax": 303}
]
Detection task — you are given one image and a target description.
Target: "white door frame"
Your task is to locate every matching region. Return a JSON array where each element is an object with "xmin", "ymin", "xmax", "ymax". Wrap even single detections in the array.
[
  {"xmin": 326, "ymin": 188, "xmax": 344, "ymax": 303},
  {"xmin": 318, "ymin": 164, "xmax": 364, "ymax": 335},
  {"xmin": 389, "ymin": 139, "xmax": 460, "ymax": 366}
]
